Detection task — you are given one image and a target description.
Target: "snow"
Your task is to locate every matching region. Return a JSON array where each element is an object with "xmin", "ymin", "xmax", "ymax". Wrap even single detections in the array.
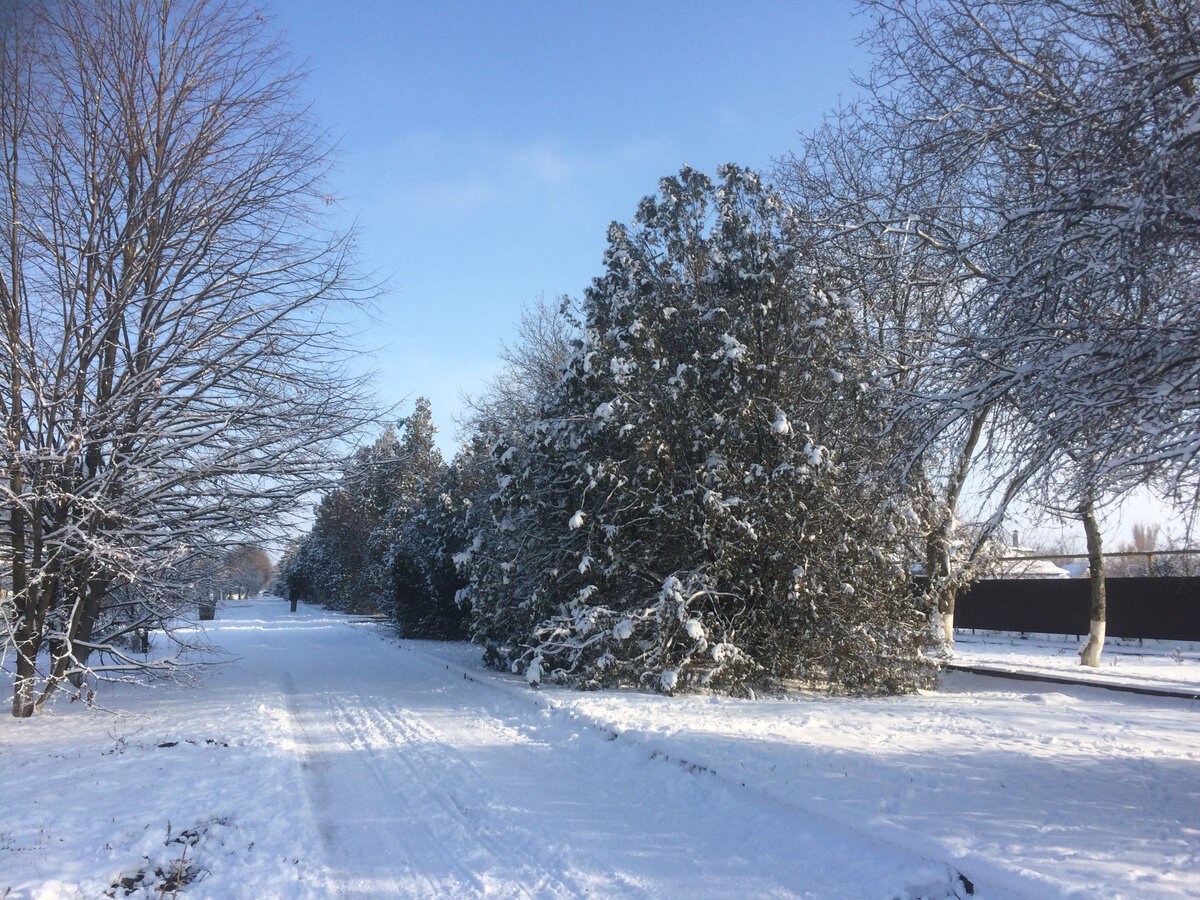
[
  {"xmin": 951, "ymin": 630, "xmax": 1200, "ymax": 698},
  {"xmin": 771, "ymin": 409, "xmax": 792, "ymax": 435},
  {"xmin": 718, "ymin": 333, "xmax": 746, "ymax": 362},
  {"xmin": 3, "ymin": 598, "xmax": 1198, "ymax": 899}
]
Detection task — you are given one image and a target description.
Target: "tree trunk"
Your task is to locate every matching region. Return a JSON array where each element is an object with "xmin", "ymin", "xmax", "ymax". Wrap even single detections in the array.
[
  {"xmin": 1079, "ymin": 498, "xmax": 1106, "ymax": 667},
  {"xmin": 11, "ymin": 635, "xmax": 37, "ymax": 718},
  {"xmin": 65, "ymin": 578, "xmax": 107, "ymax": 687},
  {"xmin": 927, "ymin": 531, "xmax": 957, "ymax": 651},
  {"xmin": 939, "ymin": 606, "xmax": 955, "ymax": 649},
  {"xmin": 12, "ymin": 569, "xmax": 59, "ymax": 716},
  {"xmin": 927, "ymin": 406, "xmax": 989, "ymax": 652},
  {"xmin": 37, "ymin": 577, "xmax": 106, "ymax": 710}
]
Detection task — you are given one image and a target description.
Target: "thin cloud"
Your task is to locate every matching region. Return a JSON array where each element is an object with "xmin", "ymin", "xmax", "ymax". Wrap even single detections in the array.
[{"xmin": 367, "ymin": 131, "xmax": 675, "ymax": 223}]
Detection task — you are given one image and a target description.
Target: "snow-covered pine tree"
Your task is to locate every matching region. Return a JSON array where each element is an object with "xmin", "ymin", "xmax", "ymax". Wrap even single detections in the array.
[
  {"xmin": 282, "ymin": 402, "xmax": 441, "ymax": 616},
  {"xmin": 386, "ymin": 442, "xmax": 491, "ymax": 640},
  {"xmin": 291, "ymin": 426, "xmax": 406, "ymax": 613},
  {"xmin": 363, "ymin": 398, "xmax": 443, "ymax": 619},
  {"xmin": 455, "ymin": 299, "xmax": 579, "ymax": 667},
  {"xmin": 462, "ymin": 419, "xmax": 578, "ymax": 673},
  {"xmin": 469, "ymin": 165, "xmax": 933, "ymax": 695}
]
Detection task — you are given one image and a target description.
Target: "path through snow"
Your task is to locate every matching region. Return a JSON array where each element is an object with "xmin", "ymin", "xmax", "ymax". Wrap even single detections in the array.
[
  {"xmin": 260, "ymin": 604, "xmax": 958, "ymax": 898},
  {"xmin": 2, "ymin": 597, "xmax": 1196, "ymax": 898}
]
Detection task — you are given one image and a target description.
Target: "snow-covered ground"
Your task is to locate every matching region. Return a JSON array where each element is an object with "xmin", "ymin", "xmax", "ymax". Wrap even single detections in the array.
[
  {"xmin": 1, "ymin": 598, "xmax": 1197, "ymax": 899},
  {"xmin": 951, "ymin": 630, "xmax": 1200, "ymax": 697}
]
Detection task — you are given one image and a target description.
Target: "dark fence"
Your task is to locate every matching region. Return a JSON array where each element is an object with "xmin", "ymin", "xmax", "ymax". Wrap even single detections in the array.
[{"xmin": 956, "ymin": 576, "xmax": 1200, "ymax": 641}]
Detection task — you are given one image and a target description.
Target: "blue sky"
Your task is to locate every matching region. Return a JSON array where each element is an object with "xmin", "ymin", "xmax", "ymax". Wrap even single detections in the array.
[
  {"xmin": 268, "ymin": 2, "xmax": 1185, "ymax": 547},
  {"xmin": 272, "ymin": 1, "xmax": 871, "ymax": 456}
]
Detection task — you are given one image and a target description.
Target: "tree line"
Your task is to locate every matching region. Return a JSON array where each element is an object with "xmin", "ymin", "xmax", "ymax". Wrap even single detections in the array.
[
  {"xmin": 282, "ymin": 169, "xmax": 936, "ymax": 694},
  {"xmin": 283, "ymin": 0, "xmax": 1199, "ymax": 688},
  {"xmin": 5, "ymin": 0, "xmax": 1196, "ymax": 715}
]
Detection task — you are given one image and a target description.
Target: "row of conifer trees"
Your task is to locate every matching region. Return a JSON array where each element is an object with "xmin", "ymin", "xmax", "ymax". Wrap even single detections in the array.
[{"xmin": 279, "ymin": 166, "xmax": 937, "ymax": 695}]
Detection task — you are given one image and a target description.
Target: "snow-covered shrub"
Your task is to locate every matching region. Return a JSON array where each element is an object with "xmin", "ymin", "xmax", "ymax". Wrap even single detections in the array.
[
  {"xmin": 467, "ymin": 165, "xmax": 934, "ymax": 694},
  {"xmin": 385, "ymin": 442, "xmax": 492, "ymax": 640}
]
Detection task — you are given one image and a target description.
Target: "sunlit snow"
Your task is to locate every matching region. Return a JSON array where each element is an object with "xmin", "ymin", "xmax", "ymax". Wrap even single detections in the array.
[{"xmin": 1, "ymin": 598, "xmax": 1196, "ymax": 899}]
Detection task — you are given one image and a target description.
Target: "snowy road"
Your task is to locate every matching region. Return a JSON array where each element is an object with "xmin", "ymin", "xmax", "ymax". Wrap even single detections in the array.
[
  {"xmin": 3, "ymin": 597, "xmax": 1197, "ymax": 899},
  {"xmin": 263, "ymin": 606, "xmax": 953, "ymax": 899}
]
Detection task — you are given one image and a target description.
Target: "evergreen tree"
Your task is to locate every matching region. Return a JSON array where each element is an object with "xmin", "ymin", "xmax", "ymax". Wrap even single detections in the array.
[
  {"xmin": 283, "ymin": 397, "xmax": 473, "ymax": 630},
  {"xmin": 292, "ymin": 426, "xmax": 406, "ymax": 613},
  {"xmin": 467, "ymin": 166, "xmax": 933, "ymax": 695},
  {"xmin": 368, "ymin": 398, "xmax": 443, "ymax": 618},
  {"xmin": 387, "ymin": 442, "xmax": 491, "ymax": 639},
  {"xmin": 284, "ymin": 413, "xmax": 423, "ymax": 615}
]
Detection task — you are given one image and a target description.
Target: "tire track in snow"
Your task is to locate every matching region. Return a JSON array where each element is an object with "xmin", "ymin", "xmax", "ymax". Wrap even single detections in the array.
[
  {"xmin": 389, "ymin": 640, "xmax": 1081, "ymax": 900},
  {"xmin": 279, "ymin": 672, "xmax": 438, "ymax": 899},
  {"xmin": 278, "ymin": 613, "xmax": 999, "ymax": 898},
  {"xmin": 275, "ymin": 674, "xmax": 341, "ymax": 869},
  {"xmin": 324, "ymin": 699, "xmax": 519, "ymax": 897},
  {"xmin": 322, "ymin": 697, "xmax": 493, "ymax": 897},
  {"xmin": 282, "ymin": 647, "xmax": 650, "ymax": 899},
  {"xmin": 323, "ymin": 699, "xmax": 606, "ymax": 899}
]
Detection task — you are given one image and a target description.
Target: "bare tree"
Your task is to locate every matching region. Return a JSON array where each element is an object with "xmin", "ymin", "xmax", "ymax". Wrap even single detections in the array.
[
  {"xmin": 777, "ymin": 96, "xmax": 1038, "ymax": 651},
  {"xmin": 458, "ymin": 295, "xmax": 578, "ymax": 444},
  {"xmin": 831, "ymin": 0, "xmax": 1200, "ymax": 664},
  {"xmin": 1, "ymin": 0, "xmax": 372, "ymax": 716},
  {"xmin": 222, "ymin": 545, "xmax": 274, "ymax": 599}
]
